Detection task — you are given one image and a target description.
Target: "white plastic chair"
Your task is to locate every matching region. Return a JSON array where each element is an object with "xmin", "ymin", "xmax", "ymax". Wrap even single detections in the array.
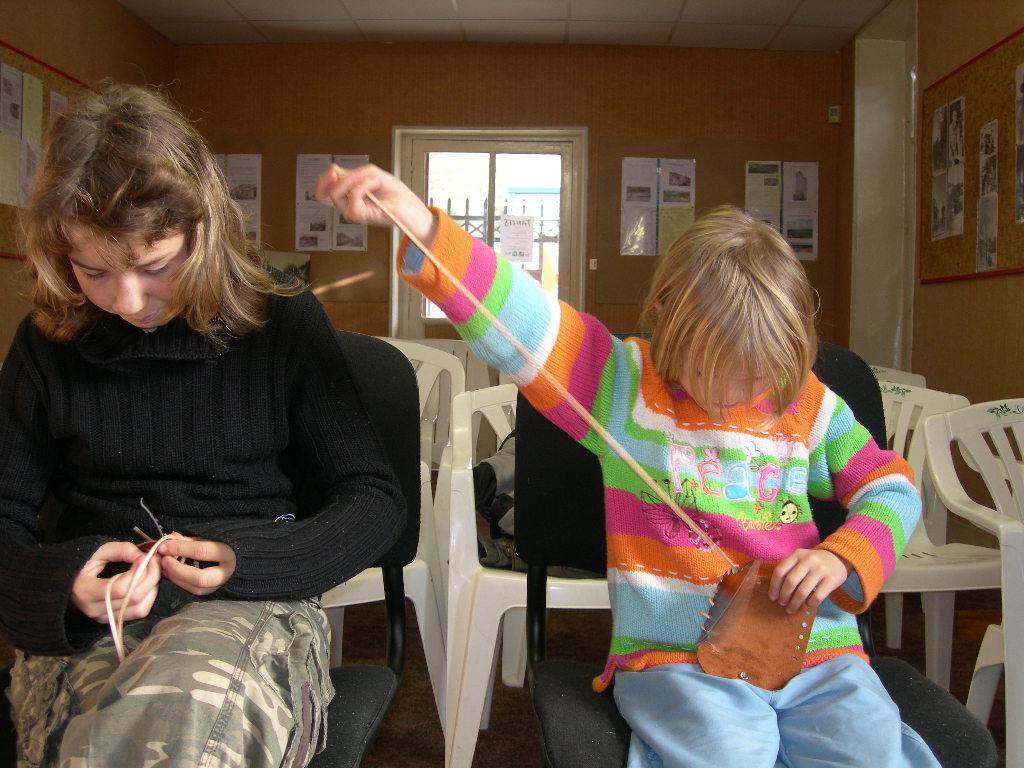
[
  {"xmin": 380, "ymin": 338, "xmax": 466, "ymax": 469},
  {"xmin": 871, "ymin": 365, "xmax": 926, "ymax": 387},
  {"xmin": 321, "ymin": 461, "xmax": 446, "ymax": 724},
  {"xmin": 922, "ymin": 399, "xmax": 1024, "ymax": 766},
  {"xmin": 416, "ymin": 337, "xmax": 495, "ymax": 392},
  {"xmin": 875, "ymin": 383, "xmax": 1001, "ymax": 691},
  {"xmin": 443, "ymin": 386, "xmax": 609, "ymax": 768}
]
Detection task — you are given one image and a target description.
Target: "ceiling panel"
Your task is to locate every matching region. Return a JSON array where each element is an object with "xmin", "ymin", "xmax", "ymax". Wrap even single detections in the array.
[
  {"xmin": 463, "ymin": 20, "xmax": 567, "ymax": 44},
  {"xmin": 228, "ymin": 0, "xmax": 352, "ymax": 22},
  {"xmin": 670, "ymin": 23, "xmax": 779, "ymax": 50},
  {"xmin": 789, "ymin": 0, "xmax": 891, "ymax": 29},
  {"xmin": 568, "ymin": 0, "xmax": 684, "ymax": 23},
  {"xmin": 358, "ymin": 20, "xmax": 464, "ymax": 42},
  {"xmin": 768, "ymin": 25, "xmax": 853, "ymax": 51},
  {"xmin": 568, "ymin": 20, "xmax": 672, "ymax": 45},
  {"xmin": 118, "ymin": 0, "xmax": 241, "ymax": 23},
  {"xmin": 678, "ymin": 0, "xmax": 801, "ymax": 27},
  {"xmin": 153, "ymin": 21, "xmax": 264, "ymax": 44},
  {"xmin": 253, "ymin": 20, "xmax": 363, "ymax": 43},
  {"xmin": 341, "ymin": 0, "xmax": 458, "ymax": 21},
  {"xmin": 458, "ymin": 0, "xmax": 569, "ymax": 21}
]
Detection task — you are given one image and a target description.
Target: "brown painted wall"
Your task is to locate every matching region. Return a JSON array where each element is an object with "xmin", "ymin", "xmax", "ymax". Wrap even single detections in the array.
[
  {"xmin": 913, "ymin": 1, "xmax": 1024, "ymax": 402},
  {"xmin": 171, "ymin": 43, "xmax": 845, "ymax": 338},
  {"xmin": 0, "ymin": 0, "xmax": 174, "ymax": 357}
]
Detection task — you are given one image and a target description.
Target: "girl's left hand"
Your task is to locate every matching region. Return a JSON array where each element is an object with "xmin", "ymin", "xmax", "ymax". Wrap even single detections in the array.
[
  {"xmin": 768, "ymin": 548, "xmax": 850, "ymax": 614},
  {"xmin": 157, "ymin": 533, "xmax": 237, "ymax": 596}
]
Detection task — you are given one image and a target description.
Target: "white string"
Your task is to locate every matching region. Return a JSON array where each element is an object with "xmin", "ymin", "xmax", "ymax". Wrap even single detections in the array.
[
  {"xmin": 355, "ymin": 179, "xmax": 738, "ymax": 572},
  {"xmin": 104, "ymin": 534, "xmax": 173, "ymax": 662}
]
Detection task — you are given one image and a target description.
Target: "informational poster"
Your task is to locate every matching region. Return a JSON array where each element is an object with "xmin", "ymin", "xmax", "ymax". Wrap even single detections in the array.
[
  {"xmin": 620, "ymin": 157, "xmax": 658, "ymax": 255},
  {"xmin": 1016, "ymin": 63, "xmax": 1024, "ymax": 223},
  {"xmin": 331, "ymin": 154, "xmax": 368, "ymax": 251},
  {"xmin": 0, "ymin": 64, "xmax": 23, "ymax": 138},
  {"xmin": 0, "ymin": 134, "xmax": 18, "ymax": 206},
  {"xmin": 657, "ymin": 157, "xmax": 695, "ymax": 254},
  {"xmin": 658, "ymin": 205, "xmax": 695, "ymax": 255},
  {"xmin": 744, "ymin": 161, "xmax": 782, "ymax": 231},
  {"xmin": 223, "ymin": 154, "xmax": 261, "ymax": 247},
  {"xmin": 499, "ymin": 213, "xmax": 536, "ymax": 265},
  {"xmin": 49, "ymin": 90, "xmax": 67, "ymax": 126},
  {"xmin": 977, "ymin": 120, "xmax": 998, "ymax": 271},
  {"xmin": 931, "ymin": 95, "xmax": 965, "ymax": 239},
  {"xmin": 296, "ymin": 153, "xmax": 333, "ymax": 251},
  {"xmin": 782, "ymin": 162, "xmax": 819, "ymax": 260},
  {"xmin": 18, "ymin": 137, "xmax": 38, "ymax": 207},
  {"xmin": 21, "ymin": 74, "xmax": 42, "ymax": 145}
]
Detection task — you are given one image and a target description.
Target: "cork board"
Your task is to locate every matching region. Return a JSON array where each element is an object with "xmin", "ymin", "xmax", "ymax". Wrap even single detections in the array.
[
  {"xmin": 919, "ymin": 25, "xmax": 1024, "ymax": 283},
  {"xmin": 0, "ymin": 39, "xmax": 92, "ymax": 260}
]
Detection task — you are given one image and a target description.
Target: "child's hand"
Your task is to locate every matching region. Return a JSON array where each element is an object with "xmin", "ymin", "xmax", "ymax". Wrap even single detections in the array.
[
  {"xmin": 157, "ymin": 533, "xmax": 237, "ymax": 596},
  {"xmin": 71, "ymin": 541, "xmax": 161, "ymax": 623},
  {"xmin": 315, "ymin": 163, "xmax": 437, "ymax": 244},
  {"xmin": 768, "ymin": 548, "xmax": 850, "ymax": 614}
]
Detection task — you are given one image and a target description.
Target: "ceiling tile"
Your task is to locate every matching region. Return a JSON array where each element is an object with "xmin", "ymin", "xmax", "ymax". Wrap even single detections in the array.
[
  {"xmin": 463, "ymin": 19, "xmax": 566, "ymax": 42},
  {"xmin": 569, "ymin": 0, "xmax": 683, "ymax": 23},
  {"xmin": 788, "ymin": 0, "xmax": 890, "ymax": 29},
  {"xmin": 458, "ymin": 0, "xmax": 569, "ymax": 20},
  {"xmin": 342, "ymin": 0, "xmax": 457, "ymax": 20},
  {"xmin": 768, "ymin": 25, "xmax": 853, "ymax": 52},
  {"xmin": 358, "ymin": 20, "xmax": 464, "ymax": 41},
  {"xmin": 152, "ymin": 21, "xmax": 265, "ymax": 44},
  {"xmin": 117, "ymin": 0, "xmax": 242, "ymax": 23},
  {"xmin": 228, "ymin": 0, "xmax": 351, "ymax": 22},
  {"xmin": 670, "ymin": 23, "xmax": 778, "ymax": 49},
  {"xmin": 678, "ymin": 0, "xmax": 801, "ymax": 26},
  {"xmin": 252, "ymin": 20, "xmax": 363, "ymax": 43},
  {"xmin": 568, "ymin": 20, "xmax": 672, "ymax": 45}
]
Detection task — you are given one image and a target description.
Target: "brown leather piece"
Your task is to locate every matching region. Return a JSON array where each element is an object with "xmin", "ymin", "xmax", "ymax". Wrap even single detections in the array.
[{"xmin": 696, "ymin": 560, "xmax": 817, "ymax": 691}]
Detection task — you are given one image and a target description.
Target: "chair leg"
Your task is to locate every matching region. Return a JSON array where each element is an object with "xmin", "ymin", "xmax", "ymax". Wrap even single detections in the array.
[
  {"xmin": 326, "ymin": 606, "xmax": 345, "ymax": 667},
  {"xmin": 447, "ymin": 595, "xmax": 505, "ymax": 768},
  {"xmin": 884, "ymin": 593, "xmax": 904, "ymax": 649},
  {"xmin": 481, "ymin": 639, "xmax": 498, "ymax": 730},
  {"xmin": 500, "ymin": 607, "xmax": 527, "ymax": 687},
  {"xmin": 406, "ymin": 571, "xmax": 447, "ymax": 731},
  {"xmin": 921, "ymin": 591, "xmax": 954, "ymax": 691},
  {"xmin": 965, "ymin": 624, "xmax": 1004, "ymax": 725}
]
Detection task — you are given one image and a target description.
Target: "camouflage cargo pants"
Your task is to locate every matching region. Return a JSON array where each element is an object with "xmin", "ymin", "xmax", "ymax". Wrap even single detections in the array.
[{"xmin": 7, "ymin": 598, "xmax": 334, "ymax": 768}]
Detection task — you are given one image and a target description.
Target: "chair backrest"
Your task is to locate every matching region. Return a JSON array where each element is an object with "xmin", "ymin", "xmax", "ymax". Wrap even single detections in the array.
[
  {"xmin": 871, "ymin": 364, "xmax": 926, "ymax": 388},
  {"xmin": 379, "ymin": 338, "xmax": 466, "ymax": 468},
  {"xmin": 416, "ymin": 338, "xmax": 495, "ymax": 391},
  {"xmin": 879, "ymin": 382, "xmax": 969, "ymax": 545},
  {"xmin": 923, "ymin": 399, "xmax": 1024, "ymax": 525}
]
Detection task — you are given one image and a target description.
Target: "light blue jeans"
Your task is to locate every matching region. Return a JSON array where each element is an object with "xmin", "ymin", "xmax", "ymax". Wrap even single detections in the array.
[{"xmin": 613, "ymin": 655, "xmax": 941, "ymax": 768}]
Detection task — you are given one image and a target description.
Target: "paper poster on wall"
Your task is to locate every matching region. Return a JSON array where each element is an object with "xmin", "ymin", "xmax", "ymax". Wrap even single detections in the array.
[
  {"xmin": 931, "ymin": 96, "xmax": 965, "ymax": 239},
  {"xmin": 0, "ymin": 134, "xmax": 18, "ymax": 206},
  {"xmin": 227, "ymin": 154, "xmax": 262, "ymax": 247},
  {"xmin": 977, "ymin": 120, "xmax": 998, "ymax": 271},
  {"xmin": 1016, "ymin": 63, "xmax": 1024, "ymax": 223},
  {"xmin": 0, "ymin": 64, "xmax": 23, "ymax": 138},
  {"xmin": 744, "ymin": 161, "xmax": 781, "ymax": 230},
  {"xmin": 296, "ymin": 153, "xmax": 333, "ymax": 251},
  {"xmin": 21, "ymin": 74, "xmax": 42, "ymax": 146},
  {"xmin": 620, "ymin": 157, "xmax": 658, "ymax": 255},
  {"xmin": 656, "ymin": 157, "xmax": 696, "ymax": 254},
  {"xmin": 658, "ymin": 204, "xmax": 695, "ymax": 255},
  {"xmin": 49, "ymin": 91, "xmax": 67, "ymax": 127},
  {"xmin": 782, "ymin": 162, "xmax": 818, "ymax": 260},
  {"xmin": 499, "ymin": 214, "xmax": 537, "ymax": 266},
  {"xmin": 18, "ymin": 138, "xmax": 38, "ymax": 207},
  {"xmin": 331, "ymin": 155, "xmax": 368, "ymax": 251}
]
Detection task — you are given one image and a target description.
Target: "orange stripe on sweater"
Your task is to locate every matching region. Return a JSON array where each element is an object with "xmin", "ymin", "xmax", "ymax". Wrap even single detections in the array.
[
  {"xmin": 838, "ymin": 459, "xmax": 914, "ymax": 507},
  {"xmin": 520, "ymin": 303, "xmax": 586, "ymax": 410},
  {"xmin": 818, "ymin": 528, "xmax": 883, "ymax": 610},
  {"xmin": 398, "ymin": 209, "xmax": 475, "ymax": 301},
  {"xmin": 608, "ymin": 533, "xmax": 742, "ymax": 583}
]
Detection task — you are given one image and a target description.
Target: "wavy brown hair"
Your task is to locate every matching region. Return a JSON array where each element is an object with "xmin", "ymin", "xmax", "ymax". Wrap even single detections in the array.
[
  {"xmin": 21, "ymin": 83, "xmax": 296, "ymax": 342},
  {"xmin": 640, "ymin": 206, "xmax": 818, "ymax": 426}
]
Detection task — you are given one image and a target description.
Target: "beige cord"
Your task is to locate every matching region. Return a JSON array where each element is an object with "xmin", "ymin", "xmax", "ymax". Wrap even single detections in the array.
[
  {"xmin": 357, "ymin": 181, "xmax": 739, "ymax": 573},
  {"xmin": 104, "ymin": 534, "xmax": 172, "ymax": 662}
]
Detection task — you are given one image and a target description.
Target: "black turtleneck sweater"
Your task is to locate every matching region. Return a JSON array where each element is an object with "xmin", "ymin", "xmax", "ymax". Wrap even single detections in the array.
[{"xmin": 0, "ymin": 290, "xmax": 405, "ymax": 655}]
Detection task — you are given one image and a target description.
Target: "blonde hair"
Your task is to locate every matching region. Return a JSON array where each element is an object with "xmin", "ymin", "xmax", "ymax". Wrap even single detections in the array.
[
  {"xmin": 21, "ymin": 83, "xmax": 297, "ymax": 342},
  {"xmin": 640, "ymin": 205, "xmax": 817, "ymax": 425}
]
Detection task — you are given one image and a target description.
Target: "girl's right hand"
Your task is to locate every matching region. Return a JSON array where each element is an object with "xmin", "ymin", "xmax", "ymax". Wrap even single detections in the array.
[
  {"xmin": 70, "ymin": 541, "xmax": 161, "ymax": 624},
  {"xmin": 315, "ymin": 164, "xmax": 437, "ymax": 244}
]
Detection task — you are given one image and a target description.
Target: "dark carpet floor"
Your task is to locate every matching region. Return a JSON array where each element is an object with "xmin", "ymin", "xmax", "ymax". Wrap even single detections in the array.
[{"xmin": 348, "ymin": 588, "xmax": 1006, "ymax": 768}]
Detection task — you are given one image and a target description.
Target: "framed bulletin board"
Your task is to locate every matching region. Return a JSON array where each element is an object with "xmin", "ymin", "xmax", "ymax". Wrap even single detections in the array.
[
  {"xmin": 919, "ymin": 25, "xmax": 1024, "ymax": 283},
  {"xmin": 0, "ymin": 38, "xmax": 92, "ymax": 261}
]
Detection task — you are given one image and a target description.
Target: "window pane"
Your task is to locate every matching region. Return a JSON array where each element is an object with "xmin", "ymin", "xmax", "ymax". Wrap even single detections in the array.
[
  {"xmin": 494, "ymin": 153, "xmax": 561, "ymax": 300},
  {"xmin": 423, "ymin": 152, "xmax": 490, "ymax": 319}
]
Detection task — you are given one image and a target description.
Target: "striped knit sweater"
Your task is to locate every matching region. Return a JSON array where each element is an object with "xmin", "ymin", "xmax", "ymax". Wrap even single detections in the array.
[{"xmin": 401, "ymin": 211, "xmax": 920, "ymax": 691}]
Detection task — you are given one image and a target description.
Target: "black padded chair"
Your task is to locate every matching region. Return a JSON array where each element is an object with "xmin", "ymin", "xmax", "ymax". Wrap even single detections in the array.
[
  {"xmin": 0, "ymin": 330, "xmax": 420, "ymax": 768},
  {"xmin": 516, "ymin": 341, "xmax": 998, "ymax": 768}
]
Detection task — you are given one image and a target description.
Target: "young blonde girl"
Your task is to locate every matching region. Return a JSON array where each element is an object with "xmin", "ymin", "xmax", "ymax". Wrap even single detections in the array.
[
  {"xmin": 319, "ymin": 164, "xmax": 940, "ymax": 768},
  {"xmin": 0, "ymin": 86, "xmax": 405, "ymax": 767}
]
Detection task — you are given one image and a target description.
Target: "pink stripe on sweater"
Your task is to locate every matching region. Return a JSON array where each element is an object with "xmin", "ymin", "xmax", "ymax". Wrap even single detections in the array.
[
  {"xmin": 836, "ymin": 515, "xmax": 896, "ymax": 576},
  {"xmin": 604, "ymin": 488, "xmax": 821, "ymax": 560},
  {"xmin": 540, "ymin": 313, "xmax": 612, "ymax": 441},
  {"xmin": 832, "ymin": 440, "xmax": 895, "ymax": 501},
  {"xmin": 437, "ymin": 238, "xmax": 496, "ymax": 324}
]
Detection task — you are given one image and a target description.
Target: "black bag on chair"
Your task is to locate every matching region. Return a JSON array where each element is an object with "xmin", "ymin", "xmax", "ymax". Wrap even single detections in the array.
[{"xmin": 516, "ymin": 341, "xmax": 998, "ymax": 768}]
